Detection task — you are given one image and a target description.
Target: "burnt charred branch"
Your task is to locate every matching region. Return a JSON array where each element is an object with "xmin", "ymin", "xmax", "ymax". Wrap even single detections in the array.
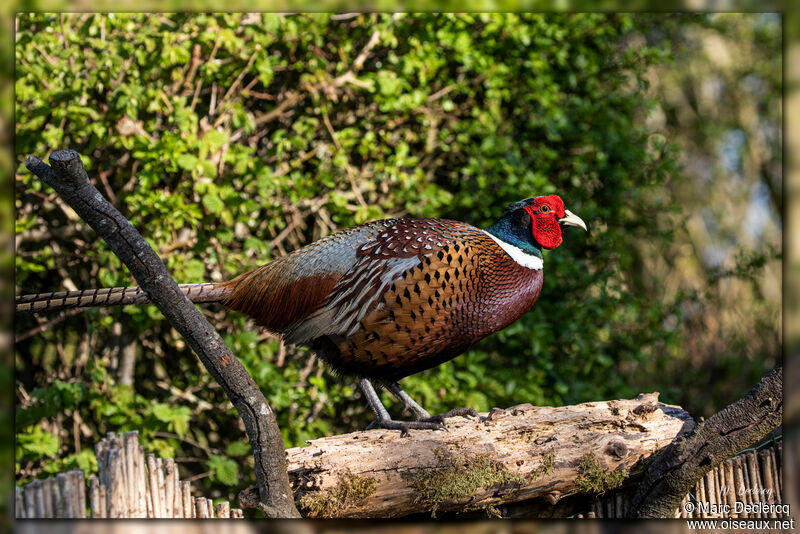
[
  {"xmin": 24, "ymin": 150, "xmax": 300, "ymax": 518},
  {"xmin": 630, "ymin": 366, "xmax": 782, "ymax": 518}
]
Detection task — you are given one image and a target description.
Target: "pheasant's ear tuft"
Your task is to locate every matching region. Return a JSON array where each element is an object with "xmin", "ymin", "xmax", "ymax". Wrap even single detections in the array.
[{"xmin": 501, "ymin": 199, "xmax": 528, "ymax": 217}]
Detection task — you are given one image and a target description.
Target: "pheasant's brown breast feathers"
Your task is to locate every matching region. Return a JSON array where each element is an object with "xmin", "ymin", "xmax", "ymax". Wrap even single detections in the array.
[
  {"xmin": 323, "ymin": 225, "xmax": 544, "ymax": 379},
  {"xmin": 336, "ymin": 239, "xmax": 483, "ymax": 376}
]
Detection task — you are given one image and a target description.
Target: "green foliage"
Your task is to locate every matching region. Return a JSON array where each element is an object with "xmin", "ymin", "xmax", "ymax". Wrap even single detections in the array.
[
  {"xmin": 41, "ymin": 450, "xmax": 97, "ymax": 478},
  {"xmin": 17, "ymin": 427, "xmax": 59, "ymax": 459},
  {"xmin": 16, "ymin": 359, "xmax": 200, "ymax": 478},
  {"xmin": 14, "ymin": 13, "xmax": 779, "ymax": 508},
  {"xmin": 207, "ymin": 454, "xmax": 239, "ymax": 486},
  {"xmin": 16, "ymin": 380, "xmax": 86, "ymax": 429},
  {"xmin": 151, "ymin": 403, "xmax": 192, "ymax": 436},
  {"xmin": 225, "ymin": 441, "xmax": 251, "ymax": 457}
]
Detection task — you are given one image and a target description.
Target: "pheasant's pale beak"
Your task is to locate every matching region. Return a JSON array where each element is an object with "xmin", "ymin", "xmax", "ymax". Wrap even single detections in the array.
[{"xmin": 559, "ymin": 209, "xmax": 587, "ymax": 231}]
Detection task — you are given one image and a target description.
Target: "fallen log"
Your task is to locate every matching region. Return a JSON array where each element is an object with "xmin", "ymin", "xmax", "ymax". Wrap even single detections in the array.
[{"xmin": 281, "ymin": 393, "xmax": 695, "ymax": 517}]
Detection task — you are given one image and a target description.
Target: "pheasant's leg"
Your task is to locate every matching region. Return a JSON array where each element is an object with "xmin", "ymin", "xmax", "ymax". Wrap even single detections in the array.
[
  {"xmin": 358, "ymin": 378, "xmax": 444, "ymax": 436},
  {"xmin": 386, "ymin": 381, "xmax": 479, "ymax": 423},
  {"xmin": 386, "ymin": 382, "xmax": 431, "ymax": 420}
]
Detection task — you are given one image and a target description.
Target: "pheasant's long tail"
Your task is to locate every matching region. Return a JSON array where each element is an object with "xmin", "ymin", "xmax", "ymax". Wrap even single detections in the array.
[{"xmin": 15, "ymin": 282, "xmax": 233, "ymax": 313}]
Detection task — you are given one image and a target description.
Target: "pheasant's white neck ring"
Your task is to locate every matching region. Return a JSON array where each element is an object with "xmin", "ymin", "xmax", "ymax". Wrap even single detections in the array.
[{"xmin": 483, "ymin": 231, "xmax": 544, "ymax": 270}]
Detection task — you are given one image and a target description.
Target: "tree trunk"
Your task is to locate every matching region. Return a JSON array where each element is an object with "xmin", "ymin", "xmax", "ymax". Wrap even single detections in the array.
[{"xmin": 283, "ymin": 393, "xmax": 694, "ymax": 518}]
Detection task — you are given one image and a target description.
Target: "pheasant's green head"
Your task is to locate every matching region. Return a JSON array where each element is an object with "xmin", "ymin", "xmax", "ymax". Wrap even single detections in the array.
[{"xmin": 486, "ymin": 195, "xmax": 587, "ymax": 253}]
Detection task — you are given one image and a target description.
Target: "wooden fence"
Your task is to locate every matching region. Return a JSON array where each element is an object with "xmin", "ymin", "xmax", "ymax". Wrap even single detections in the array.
[{"xmin": 16, "ymin": 431, "xmax": 244, "ymax": 518}]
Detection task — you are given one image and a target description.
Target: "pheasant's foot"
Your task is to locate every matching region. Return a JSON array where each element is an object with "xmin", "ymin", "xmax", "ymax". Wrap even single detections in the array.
[
  {"xmin": 418, "ymin": 407, "xmax": 479, "ymax": 425},
  {"xmin": 366, "ymin": 417, "xmax": 445, "ymax": 437},
  {"xmin": 440, "ymin": 407, "xmax": 479, "ymax": 419},
  {"xmin": 360, "ymin": 378, "xmax": 446, "ymax": 436}
]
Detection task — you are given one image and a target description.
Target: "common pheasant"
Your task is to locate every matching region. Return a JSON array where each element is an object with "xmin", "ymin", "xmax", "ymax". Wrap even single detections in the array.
[{"xmin": 17, "ymin": 194, "xmax": 586, "ymax": 433}]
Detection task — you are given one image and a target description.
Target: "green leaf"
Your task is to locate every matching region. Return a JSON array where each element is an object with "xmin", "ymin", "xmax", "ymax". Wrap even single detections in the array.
[
  {"xmin": 17, "ymin": 427, "xmax": 59, "ymax": 459},
  {"xmin": 150, "ymin": 403, "xmax": 191, "ymax": 436},
  {"xmin": 183, "ymin": 258, "xmax": 206, "ymax": 281},
  {"xmin": 203, "ymin": 130, "xmax": 228, "ymax": 149},
  {"xmin": 238, "ymin": 331, "xmax": 259, "ymax": 346},
  {"xmin": 202, "ymin": 193, "xmax": 224, "ymax": 214},
  {"xmin": 225, "ymin": 441, "xmax": 251, "ymax": 457},
  {"xmin": 151, "ymin": 402, "xmax": 174, "ymax": 423},
  {"xmin": 176, "ymin": 154, "xmax": 198, "ymax": 171},
  {"xmin": 208, "ymin": 454, "xmax": 239, "ymax": 486},
  {"xmin": 17, "ymin": 381, "xmax": 87, "ymax": 429}
]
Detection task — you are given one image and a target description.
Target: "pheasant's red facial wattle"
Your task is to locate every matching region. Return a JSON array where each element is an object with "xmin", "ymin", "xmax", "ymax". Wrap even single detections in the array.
[{"xmin": 523, "ymin": 195, "xmax": 566, "ymax": 250}]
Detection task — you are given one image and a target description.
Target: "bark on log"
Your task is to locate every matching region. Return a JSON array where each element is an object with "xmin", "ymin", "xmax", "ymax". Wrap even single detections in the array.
[
  {"xmin": 629, "ymin": 366, "xmax": 782, "ymax": 518},
  {"xmin": 282, "ymin": 393, "xmax": 694, "ymax": 518}
]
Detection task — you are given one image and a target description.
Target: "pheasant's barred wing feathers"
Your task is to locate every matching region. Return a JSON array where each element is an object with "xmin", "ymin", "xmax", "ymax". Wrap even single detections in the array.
[
  {"xmin": 284, "ymin": 218, "xmax": 478, "ymax": 344},
  {"xmin": 354, "ymin": 217, "xmax": 472, "ymax": 258},
  {"xmin": 334, "ymin": 226, "xmax": 487, "ymax": 377}
]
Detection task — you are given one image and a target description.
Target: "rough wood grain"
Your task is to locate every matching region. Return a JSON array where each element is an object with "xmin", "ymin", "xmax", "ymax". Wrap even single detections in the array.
[
  {"xmin": 217, "ymin": 501, "xmax": 231, "ymax": 518},
  {"xmin": 15, "ymin": 486, "xmax": 24, "ymax": 519},
  {"xmin": 630, "ymin": 366, "xmax": 782, "ymax": 518},
  {"xmin": 284, "ymin": 393, "xmax": 694, "ymax": 518},
  {"xmin": 181, "ymin": 481, "xmax": 193, "ymax": 518}
]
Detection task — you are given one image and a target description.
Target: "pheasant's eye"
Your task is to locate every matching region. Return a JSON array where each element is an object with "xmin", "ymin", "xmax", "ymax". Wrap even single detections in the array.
[{"xmin": 540, "ymin": 205, "xmax": 550, "ymax": 213}]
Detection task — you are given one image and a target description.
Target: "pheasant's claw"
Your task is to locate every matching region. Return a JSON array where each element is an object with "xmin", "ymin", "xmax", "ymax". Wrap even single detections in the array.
[
  {"xmin": 417, "ymin": 407, "xmax": 477, "ymax": 429},
  {"xmin": 367, "ymin": 418, "xmax": 445, "ymax": 436},
  {"xmin": 439, "ymin": 407, "xmax": 479, "ymax": 419},
  {"xmin": 418, "ymin": 414, "xmax": 446, "ymax": 425}
]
